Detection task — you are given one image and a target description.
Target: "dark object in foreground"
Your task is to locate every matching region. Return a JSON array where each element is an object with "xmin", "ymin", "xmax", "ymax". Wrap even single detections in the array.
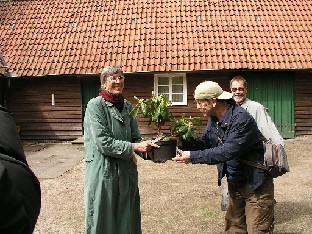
[{"xmin": 0, "ymin": 105, "xmax": 41, "ymax": 234}]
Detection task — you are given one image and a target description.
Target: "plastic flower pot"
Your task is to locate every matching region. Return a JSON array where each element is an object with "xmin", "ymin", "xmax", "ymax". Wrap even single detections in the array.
[{"xmin": 151, "ymin": 139, "xmax": 177, "ymax": 162}]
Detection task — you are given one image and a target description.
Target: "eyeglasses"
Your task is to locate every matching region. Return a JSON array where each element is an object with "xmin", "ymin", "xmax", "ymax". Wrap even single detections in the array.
[
  {"xmin": 231, "ymin": 87, "xmax": 245, "ymax": 92},
  {"xmin": 194, "ymin": 99, "xmax": 211, "ymax": 106},
  {"xmin": 108, "ymin": 76, "xmax": 125, "ymax": 82}
]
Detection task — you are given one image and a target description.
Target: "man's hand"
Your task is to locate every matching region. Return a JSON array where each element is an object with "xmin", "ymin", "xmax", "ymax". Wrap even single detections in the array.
[{"xmin": 172, "ymin": 151, "xmax": 191, "ymax": 164}]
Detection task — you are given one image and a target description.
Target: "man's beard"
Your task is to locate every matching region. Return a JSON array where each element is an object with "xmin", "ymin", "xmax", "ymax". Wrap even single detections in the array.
[{"xmin": 233, "ymin": 95, "xmax": 245, "ymax": 104}]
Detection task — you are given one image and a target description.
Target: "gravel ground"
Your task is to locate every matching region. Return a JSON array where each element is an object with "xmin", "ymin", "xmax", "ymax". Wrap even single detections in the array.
[{"xmin": 27, "ymin": 138, "xmax": 312, "ymax": 234}]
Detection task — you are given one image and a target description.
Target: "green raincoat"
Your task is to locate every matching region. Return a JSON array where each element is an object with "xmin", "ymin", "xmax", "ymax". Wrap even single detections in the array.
[{"xmin": 84, "ymin": 96, "xmax": 142, "ymax": 234}]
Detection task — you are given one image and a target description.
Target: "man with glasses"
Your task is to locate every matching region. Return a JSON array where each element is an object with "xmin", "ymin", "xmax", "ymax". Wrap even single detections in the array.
[
  {"xmin": 221, "ymin": 75, "xmax": 284, "ymax": 212},
  {"xmin": 230, "ymin": 76, "xmax": 284, "ymax": 146}
]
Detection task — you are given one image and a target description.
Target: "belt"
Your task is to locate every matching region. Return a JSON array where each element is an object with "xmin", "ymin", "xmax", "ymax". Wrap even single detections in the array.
[{"xmin": 228, "ymin": 180, "xmax": 246, "ymax": 187}]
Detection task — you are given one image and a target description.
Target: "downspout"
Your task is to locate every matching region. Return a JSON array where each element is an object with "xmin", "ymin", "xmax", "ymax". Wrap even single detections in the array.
[
  {"xmin": 4, "ymin": 76, "xmax": 10, "ymax": 108},
  {"xmin": 4, "ymin": 71, "xmax": 19, "ymax": 108},
  {"xmin": 0, "ymin": 53, "xmax": 11, "ymax": 108}
]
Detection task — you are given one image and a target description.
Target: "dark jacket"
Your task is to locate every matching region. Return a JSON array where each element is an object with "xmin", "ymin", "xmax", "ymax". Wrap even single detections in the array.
[
  {"xmin": 190, "ymin": 105, "xmax": 268, "ymax": 190},
  {"xmin": 0, "ymin": 105, "xmax": 41, "ymax": 234},
  {"xmin": 0, "ymin": 105, "xmax": 28, "ymax": 164}
]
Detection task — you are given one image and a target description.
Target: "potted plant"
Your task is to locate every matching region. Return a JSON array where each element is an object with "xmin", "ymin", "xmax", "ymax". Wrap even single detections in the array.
[
  {"xmin": 132, "ymin": 93, "xmax": 203, "ymax": 161},
  {"xmin": 132, "ymin": 93, "xmax": 173, "ymax": 137},
  {"xmin": 170, "ymin": 114, "xmax": 205, "ymax": 151},
  {"xmin": 132, "ymin": 93, "xmax": 176, "ymax": 162}
]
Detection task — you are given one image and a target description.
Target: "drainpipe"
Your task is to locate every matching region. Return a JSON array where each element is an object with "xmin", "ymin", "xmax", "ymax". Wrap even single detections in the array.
[
  {"xmin": 3, "ymin": 71, "xmax": 18, "ymax": 108},
  {"xmin": 4, "ymin": 76, "xmax": 10, "ymax": 108},
  {"xmin": 1, "ymin": 53, "xmax": 19, "ymax": 107}
]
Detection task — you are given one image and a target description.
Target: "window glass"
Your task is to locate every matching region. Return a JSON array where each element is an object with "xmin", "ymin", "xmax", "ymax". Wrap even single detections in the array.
[
  {"xmin": 172, "ymin": 94, "xmax": 183, "ymax": 102},
  {"xmin": 158, "ymin": 86, "xmax": 169, "ymax": 94},
  {"xmin": 172, "ymin": 76, "xmax": 183, "ymax": 84},
  {"xmin": 172, "ymin": 84, "xmax": 183, "ymax": 93},
  {"xmin": 158, "ymin": 77, "xmax": 169, "ymax": 85}
]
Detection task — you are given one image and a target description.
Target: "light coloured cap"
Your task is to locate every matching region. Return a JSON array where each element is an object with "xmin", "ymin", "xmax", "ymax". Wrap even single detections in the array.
[{"xmin": 194, "ymin": 81, "xmax": 233, "ymax": 100}]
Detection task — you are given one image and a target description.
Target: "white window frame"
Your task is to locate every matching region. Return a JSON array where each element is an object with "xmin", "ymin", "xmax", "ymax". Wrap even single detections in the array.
[{"xmin": 154, "ymin": 73, "xmax": 187, "ymax": 105}]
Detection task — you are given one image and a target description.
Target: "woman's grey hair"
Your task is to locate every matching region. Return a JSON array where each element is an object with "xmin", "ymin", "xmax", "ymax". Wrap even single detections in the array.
[{"xmin": 100, "ymin": 66, "xmax": 123, "ymax": 85}]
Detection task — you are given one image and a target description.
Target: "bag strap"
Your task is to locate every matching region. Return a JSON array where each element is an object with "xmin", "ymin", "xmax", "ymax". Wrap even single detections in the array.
[
  {"xmin": 216, "ymin": 105, "xmax": 269, "ymax": 171},
  {"xmin": 239, "ymin": 158, "xmax": 270, "ymax": 171},
  {"xmin": 223, "ymin": 106, "xmax": 269, "ymax": 170},
  {"xmin": 238, "ymin": 139, "xmax": 272, "ymax": 171}
]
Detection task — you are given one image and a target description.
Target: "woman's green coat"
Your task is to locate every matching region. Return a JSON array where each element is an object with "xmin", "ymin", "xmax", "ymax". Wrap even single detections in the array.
[{"xmin": 84, "ymin": 96, "xmax": 142, "ymax": 234}]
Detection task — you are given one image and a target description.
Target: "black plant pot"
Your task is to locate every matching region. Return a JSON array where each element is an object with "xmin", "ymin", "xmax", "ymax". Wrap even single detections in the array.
[
  {"xmin": 151, "ymin": 139, "xmax": 177, "ymax": 162},
  {"xmin": 178, "ymin": 141, "xmax": 199, "ymax": 151},
  {"xmin": 178, "ymin": 139, "xmax": 207, "ymax": 151}
]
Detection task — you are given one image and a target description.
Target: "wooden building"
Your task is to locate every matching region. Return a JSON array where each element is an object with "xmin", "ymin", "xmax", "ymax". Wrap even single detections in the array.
[{"xmin": 0, "ymin": 0, "xmax": 312, "ymax": 141}]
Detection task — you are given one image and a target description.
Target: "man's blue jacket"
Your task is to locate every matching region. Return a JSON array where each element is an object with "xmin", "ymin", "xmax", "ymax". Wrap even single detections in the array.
[{"xmin": 190, "ymin": 104, "xmax": 268, "ymax": 191}]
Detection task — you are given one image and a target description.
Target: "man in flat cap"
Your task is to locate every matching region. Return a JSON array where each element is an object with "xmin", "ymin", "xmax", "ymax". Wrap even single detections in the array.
[{"xmin": 173, "ymin": 81, "xmax": 275, "ymax": 233}]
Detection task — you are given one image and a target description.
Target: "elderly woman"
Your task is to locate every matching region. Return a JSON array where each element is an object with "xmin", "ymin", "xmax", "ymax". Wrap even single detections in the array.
[{"xmin": 83, "ymin": 65, "xmax": 157, "ymax": 234}]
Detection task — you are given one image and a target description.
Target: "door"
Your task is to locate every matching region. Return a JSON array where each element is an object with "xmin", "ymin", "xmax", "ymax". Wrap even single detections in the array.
[
  {"xmin": 81, "ymin": 79, "xmax": 101, "ymax": 131},
  {"xmin": 246, "ymin": 72, "xmax": 295, "ymax": 138}
]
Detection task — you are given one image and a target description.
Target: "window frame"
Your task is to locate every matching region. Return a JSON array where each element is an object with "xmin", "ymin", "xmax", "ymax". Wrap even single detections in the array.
[{"xmin": 154, "ymin": 73, "xmax": 187, "ymax": 105}]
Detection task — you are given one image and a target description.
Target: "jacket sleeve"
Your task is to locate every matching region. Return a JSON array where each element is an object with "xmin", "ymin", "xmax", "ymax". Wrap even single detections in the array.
[
  {"xmin": 190, "ymin": 112, "xmax": 262, "ymax": 164},
  {"xmin": 84, "ymin": 98, "xmax": 133, "ymax": 160}
]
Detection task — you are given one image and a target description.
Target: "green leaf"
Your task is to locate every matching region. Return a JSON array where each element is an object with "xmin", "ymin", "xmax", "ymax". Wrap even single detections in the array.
[{"xmin": 178, "ymin": 125, "xmax": 188, "ymax": 133}]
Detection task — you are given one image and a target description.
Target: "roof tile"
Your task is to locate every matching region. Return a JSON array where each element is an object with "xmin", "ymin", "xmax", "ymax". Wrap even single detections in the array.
[{"xmin": 0, "ymin": 0, "xmax": 312, "ymax": 76}]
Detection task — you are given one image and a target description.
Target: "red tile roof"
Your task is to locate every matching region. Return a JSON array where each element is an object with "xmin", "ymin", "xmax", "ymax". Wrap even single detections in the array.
[{"xmin": 0, "ymin": 0, "xmax": 312, "ymax": 77}]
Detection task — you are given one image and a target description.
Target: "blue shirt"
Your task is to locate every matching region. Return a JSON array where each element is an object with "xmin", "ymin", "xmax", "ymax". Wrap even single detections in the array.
[{"xmin": 190, "ymin": 105, "xmax": 268, "ymax": 190}]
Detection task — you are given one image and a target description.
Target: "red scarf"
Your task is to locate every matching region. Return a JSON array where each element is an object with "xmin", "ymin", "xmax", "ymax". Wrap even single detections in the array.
[{"xmin": 99, "ymin": 90, "xmax": 124, "ymax": 111}]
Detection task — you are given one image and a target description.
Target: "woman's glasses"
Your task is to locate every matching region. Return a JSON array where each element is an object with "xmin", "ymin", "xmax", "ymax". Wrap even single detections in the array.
[{"xmin": 109, "ymin": 76, "xmax": 125, "ymax": 82}]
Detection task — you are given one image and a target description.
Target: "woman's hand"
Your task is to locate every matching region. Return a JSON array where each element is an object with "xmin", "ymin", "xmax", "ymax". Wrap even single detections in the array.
[{"xmin": 132, "ymin": 141, "xmax": 160, "ymax": 153}]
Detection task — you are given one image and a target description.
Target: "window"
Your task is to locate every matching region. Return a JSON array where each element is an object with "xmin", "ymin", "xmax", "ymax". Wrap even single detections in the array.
[{"xmin": 154, "ymin": 73, "xmax": 187, "ymax": 105}]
